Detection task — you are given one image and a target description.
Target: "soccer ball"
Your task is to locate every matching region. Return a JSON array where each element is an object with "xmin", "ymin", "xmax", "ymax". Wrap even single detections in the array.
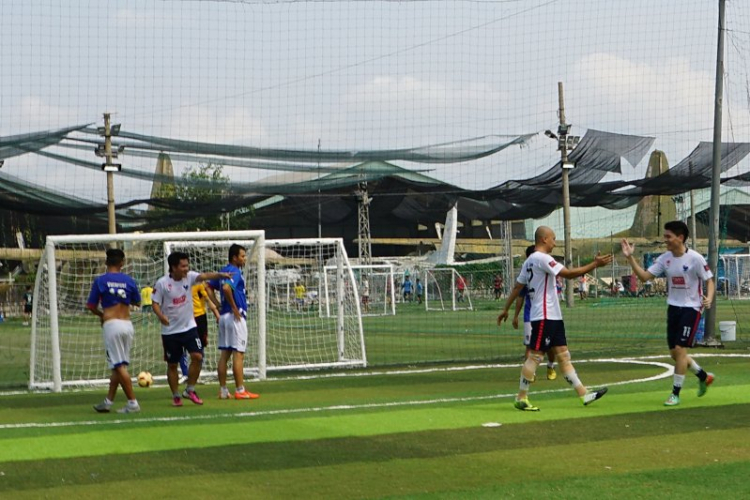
[{"xmin": 137, "ymin": 371, "xmax": 153, "ymax": 388}]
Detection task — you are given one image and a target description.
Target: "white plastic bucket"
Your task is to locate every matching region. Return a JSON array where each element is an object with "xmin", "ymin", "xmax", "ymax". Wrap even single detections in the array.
[{"xmin": 719, "ymin": 321, "xmax": 736, "ymax": 342}]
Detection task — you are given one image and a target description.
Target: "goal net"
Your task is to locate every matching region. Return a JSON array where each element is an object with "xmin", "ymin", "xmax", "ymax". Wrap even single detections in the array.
[
  {"xmin": 424, "ymin": 268, "xmax": 473, "ymax": 311},
  {"xmin": 323, "ymin": 264, "xmax": 396, "ymax": 317},
  {"xmin": 30, "ymin": 231, "xmax": 265, "ymax": 392},
  {"xmin": 720, "ymin": 254, "xmax": 750, "ymax": 299},
  {"xmin": 167, "ymin": 237, "xmax": 366, "ymax": 375}
]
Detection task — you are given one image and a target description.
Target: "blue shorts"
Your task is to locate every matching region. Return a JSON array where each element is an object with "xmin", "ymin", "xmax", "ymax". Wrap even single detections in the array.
[
  {"xmin": 162, "ymin": 328, "xmax": 203, "ymax": 364},
  {"xmin": 528, "ymin": 320, "xmax": 567, "ymax": 352}
]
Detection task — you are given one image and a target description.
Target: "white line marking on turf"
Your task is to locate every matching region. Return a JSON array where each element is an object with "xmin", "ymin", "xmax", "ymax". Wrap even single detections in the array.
[{"xmin": 0, "ymin": 356, "xmax": 688, "ymax": 431}]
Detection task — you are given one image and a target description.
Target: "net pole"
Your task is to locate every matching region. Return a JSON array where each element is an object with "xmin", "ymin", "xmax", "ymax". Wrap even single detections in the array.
[
  {"xmin": 256, "ymin": 234, "xmax": 267, "ymax": 380},
  {"xmin": 45, "ymin": 240, "xmax": 63, "ymax": 392},
  {"xmin": 705, "ymin": 0, "xmax": 726, "ymax": 340}
]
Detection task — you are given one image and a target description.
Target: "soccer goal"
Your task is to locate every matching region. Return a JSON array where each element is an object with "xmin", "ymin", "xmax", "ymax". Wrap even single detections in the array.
[
  {"xmin": 423, "ymin": 268, "xmax": 473, "ymax": 311},
  {"xmin": 166, "ymin": 237, "xmax": 366, "ymax": 375},
  {"xmin": 323, "ymin": 264, "xmax": 396, "ymax": 317},
  {"xmin": 720, "ymin": 254, "xmax": 750, "ymax": 299},
  {"xmin": 31, "ymin": 232, "xmax": 365, "ymax": 392}
]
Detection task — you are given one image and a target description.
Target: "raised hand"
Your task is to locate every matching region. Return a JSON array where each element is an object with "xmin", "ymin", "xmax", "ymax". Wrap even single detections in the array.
[{"xmin": 621, "ymin": 238, "xmax": 635, "ymax": 258}]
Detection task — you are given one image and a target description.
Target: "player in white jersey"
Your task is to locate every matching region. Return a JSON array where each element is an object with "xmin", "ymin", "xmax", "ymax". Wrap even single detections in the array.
[
  {"xmin": 622, "ymin": 220, "xmax": 716, "ymax": 406},
  {"xmin": 152, "ymin": 251, "xmax": 229, "ymax": 407},
  {"xmin": 498, "ymin": 226, "xmax": 613, "ymax": 411}
]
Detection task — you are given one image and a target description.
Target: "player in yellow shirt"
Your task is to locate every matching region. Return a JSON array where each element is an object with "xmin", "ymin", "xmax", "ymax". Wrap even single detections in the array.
[
  {"xmin": 192, "ymin": 282, "xmax": 220, "ymax": 350},
  {"xmin": 294, "ymin": 282, "xmax": 306, "ymax": 311},
  {"xmin": 140, "ymin": 285, "xmax": 154, "ymax": 313}
]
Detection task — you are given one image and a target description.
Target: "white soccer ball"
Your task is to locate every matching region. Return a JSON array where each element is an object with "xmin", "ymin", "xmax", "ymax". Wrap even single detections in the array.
[{"xmin": 137, "ymin": 371, "xmax": 153, "ymax": 388}]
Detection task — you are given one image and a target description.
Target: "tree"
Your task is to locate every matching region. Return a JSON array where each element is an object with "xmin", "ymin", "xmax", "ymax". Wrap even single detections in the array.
[{"xmin": 152, "ymin": 163, "xmax": 239, "ymax": 232}]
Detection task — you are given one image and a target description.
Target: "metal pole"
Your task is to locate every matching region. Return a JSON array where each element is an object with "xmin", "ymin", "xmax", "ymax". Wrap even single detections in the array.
[
  {"xmin": 690, "ymin": 190, "xmax": 697, "ymax": 248},
  {"xmin": 705, "ymin": 0, "xmax": 726, "ymax": 341},
  {"xmin": 104, "ymin": 113, "xmax": 116, "ymax": 235},
  {"xmin": 558, "ymin": 82, "xmax": 574, "ymax": 307},
  {"xmin": 317, "ymin": 138, "xmax": 322, "ymax": 239}
]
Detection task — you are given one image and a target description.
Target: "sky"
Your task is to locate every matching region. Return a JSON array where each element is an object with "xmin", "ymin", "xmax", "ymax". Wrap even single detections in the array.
[{"xmin": 2, "ymin": 0, "xmax": 750, "ymax": 207}]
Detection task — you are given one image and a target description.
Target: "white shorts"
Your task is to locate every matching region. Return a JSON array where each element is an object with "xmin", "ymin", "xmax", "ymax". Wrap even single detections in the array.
[
  {"xmin": 523, "ymin": 322, "xmax": 532, "ymax": 347},
  {"xmin": 102, "ymin": 319, "xmax": 134, "ymax": 369},
  {"xmin": 218, "ymin": 313, "xmax": 248, "ymax": 353}
]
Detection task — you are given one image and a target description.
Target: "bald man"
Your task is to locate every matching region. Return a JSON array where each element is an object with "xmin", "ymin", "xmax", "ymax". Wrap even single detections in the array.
[{"xmin": 498, "ymin": 226, "xmax": 613, "ymax": 411}]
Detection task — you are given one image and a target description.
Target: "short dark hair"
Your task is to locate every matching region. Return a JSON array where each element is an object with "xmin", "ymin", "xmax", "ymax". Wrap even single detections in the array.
[
  {"xmin": 167, "ymin": 251, "xmax": 189, "ymax": 272},
  {"xmin": 228, "ymin": 244, "xmax": 246, "ymax": 262},
  {"xmin": 664, "ymin": 220, "xmax": 689, "ymax": 243},
  {"xmin": 105, "ymin": 248, "xmax": 125, "ymax": 267},
  {"xmin": 525, "ymin": 245, "xmax": 535, "ymax": 258}
]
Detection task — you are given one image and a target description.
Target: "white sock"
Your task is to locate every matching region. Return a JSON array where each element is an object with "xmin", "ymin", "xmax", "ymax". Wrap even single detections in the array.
[
  {"xmin": 236, "ymin": 386, "xmax": 245, "ymax": 393},
  {"xmin": 688, "ymin": 360, "xmax": 704, "ymax": 375},
  {"xmin": 104, "ymin": 397, "xmax": 113, "ymax": 406},
  {"xmin": 173, "ymin": 392, "xmax": 181, "ymax": 398},
  {"xmin": 187, "ymin": 385, "xmax": 195, "ymax": 392},
  {"xmin": 673, "ymin": 373, "xmax": 685, "ymax": 388},
  {"xmin": 563, "ymin": 370, "xmax": 583, "ymax": 389},
  {"xmin": 128, "ymin": 399, "xmax": 139, "ymax": 407},
  {"xmin": 547, "ymin": 361, "xmax": 555, "ymax": 369},
  {"xmin": 519, "ymin": 374, "xmax": 530, "ymax": 392}
]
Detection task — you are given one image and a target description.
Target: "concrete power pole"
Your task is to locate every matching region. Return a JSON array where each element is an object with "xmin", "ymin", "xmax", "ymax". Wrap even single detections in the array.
[
  {"xmin": 557, "ymin": 82, "xmax": 575, "ymax": 308},
  {"xmin": 97, "ymin": 113, "xmax": 122, "ymax": 235}
]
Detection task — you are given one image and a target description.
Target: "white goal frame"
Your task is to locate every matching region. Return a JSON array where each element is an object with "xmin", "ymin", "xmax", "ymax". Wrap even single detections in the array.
[
  {"xmin": 719, "ymin": 254, "xmax": 750, "ymax": 299},
  {"xmin": 423, "ymin": 268, "xmax": 473, "ymax": 311},
  {"xmin": 31, "ymin": 230, "xmax": 266, "ymax": 392},
  {"xmin": 322, "ymin": 263, "xmax": 396, "ymax": 317}
]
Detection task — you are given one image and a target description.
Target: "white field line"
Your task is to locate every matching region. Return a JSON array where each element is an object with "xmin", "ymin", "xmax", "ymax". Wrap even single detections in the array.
[{"xmin": 0, "ymin": 356, "xmax": 691, "ymax": 431}]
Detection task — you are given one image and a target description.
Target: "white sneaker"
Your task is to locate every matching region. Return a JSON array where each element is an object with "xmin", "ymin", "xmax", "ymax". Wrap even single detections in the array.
[
  {"xmin": 179, "ymin": 375, "xmax": 188, "ymax": 384},
  {"xmin": 93, "ymin": 400, "xmax": 112, "ymax": 413},
  {"xmin": 117, "ymin": 404, "xmax": 141, "ymax": 414}
]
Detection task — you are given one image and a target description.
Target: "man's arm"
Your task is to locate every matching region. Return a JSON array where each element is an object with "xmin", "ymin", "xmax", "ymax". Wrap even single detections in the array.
[
  {"xmin": 223, "ymin": 283, "xmax": 242, "ymax": 320},
  {"xmin": 152, "ymin": 302, "xmax": 170, "ymax": 326},
  {"xmin": 205, "ymin": 292, "xmax": 220, "ymax": 320},
  {"xmin": 557, "ymin": 253, "xmax": 614, "ymax": 280},
  {"xmin": 498, "ymin": 282, "xmax": 525, "ymax": 325},
  {"xmin": 86, "ymin": 303, "xmax": 103, "ymax": 322},
  {"xmin": 511, "ymin": 294, "xmax": 524, "ymax": 329},
  {"xmin": 196, "ymin": 271, "xmax": 231, "ymax": 283},
  {"xmin": 620, "ymin": 239, "xmax": 656, "ymax": 282},
  {"xmin": 703, "ymin": 278, "xmax": 716, "ymax": 309}
]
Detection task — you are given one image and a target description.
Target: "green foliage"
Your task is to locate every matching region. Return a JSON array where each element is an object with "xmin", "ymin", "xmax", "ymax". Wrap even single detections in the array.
[{"xmin": 152, "ymin": 163, "xmax": 250, "ymax": 231}]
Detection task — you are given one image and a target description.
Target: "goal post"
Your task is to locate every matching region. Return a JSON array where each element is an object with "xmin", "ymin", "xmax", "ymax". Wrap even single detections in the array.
[
  {"xmin": 165, "ymin": 237, "xmax": 366, "ymax": 373},
  {"xmin": 424, "ymin": 268, "xmax": 473, "ymax": 311},
  {"xmin": 31, "ymin": 230, "xmax": 266, "ymax": 392},
  {"xmin": 323, "ymin": 264, "xmax": 396, "ymax": 317}
]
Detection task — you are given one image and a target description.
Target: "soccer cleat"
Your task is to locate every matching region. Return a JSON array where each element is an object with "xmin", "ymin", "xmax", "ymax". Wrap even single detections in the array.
[
  {"xmin": 697, "ymin": 373, "xmax": 714, "ymax": 397},
  {"xmin": 547, "ymin": 367, "xmax": 557, "ymax": 380},
  {"xmin": 234, "ymin": 389, "xmax": 260, "ymax": 400},
  {"xmin": 93, "ymin": 400, "xmax": 112, "ymax": 413},
  {"xmin": 582, "ymin": 387, "xmax": 608, "ymax": 406},
  {"xmin": 514, "ymin": 398, "xmax": 540, "ymax": 411},
  {"xmin": 219, "ymin": 391, "xmax": 232, "ymax": 400},
  {"xmin": 172, "ymin": 396, "xmax": 183, "ymax": 407},
  {"xmin": 117, "ymin": 404, "xmax": 141, "ymax": 414},
  {"xmin": 664, "ymin": 394, "xmax": 680, "ymax": 406},
  {"xmin": 183, "ymin": 389, "xmax": 204, "ymax": 405}
]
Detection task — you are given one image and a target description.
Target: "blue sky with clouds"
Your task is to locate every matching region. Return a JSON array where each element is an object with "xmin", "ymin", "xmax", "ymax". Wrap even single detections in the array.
[{"xmin": 1, "ymin": 0, "xmax": 748, "ymax": 203}]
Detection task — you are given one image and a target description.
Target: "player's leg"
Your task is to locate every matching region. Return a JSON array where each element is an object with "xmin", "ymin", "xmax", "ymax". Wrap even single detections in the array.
[
  {"xmin": 180, "ymin": 329, "xmax": 204, "ymax": 404},
  {"xmin": 553, "ymin": 334, "xmax": 607, "ymax": 407},
  {"xmin": 162, "ymin": 333, "xmax": 184, "ymax": 405},
  {"xmin": 217, "ymin": 313, "xmax": 233, "ymax": 398},
  {"xmin": 232, "ymin": 317, "xmax": 259, "ymax": 399},
  {"xmin": 546, "ymin": 349, "xmax": 557, "ymax": 380}
]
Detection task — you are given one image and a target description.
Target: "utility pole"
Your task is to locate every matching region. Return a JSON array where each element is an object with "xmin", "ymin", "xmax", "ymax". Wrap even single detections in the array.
[
  {"xmin": 356, "ymin": 181, "xmax": 372, "ymax": 266},
  {"xmin": 557, "ymin": 82, "xmax": 578, "ymax": 308},
  {"xmin": 97, "ymin": 113, "xmax": 122, "ymax": 235},
  {"xmin": 706, "ymin": 0, "xmax": 726, "ymax": 342}
]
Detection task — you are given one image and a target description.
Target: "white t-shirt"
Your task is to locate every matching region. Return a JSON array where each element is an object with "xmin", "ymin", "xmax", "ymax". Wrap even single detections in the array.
[
  {"xmin": 516, "ymin": 251, "xmax": 564, "ymax": 321},
  {"xmin": 152, "ymin": 271, "xmax": 200, "ymax": 335},
  {"xmin": 361, "ymin": 280, "xmax": 370, "ymax": 297},
  {"xmin": 647, "ymin": 249, "xmax": 713, "ymax": 311}
]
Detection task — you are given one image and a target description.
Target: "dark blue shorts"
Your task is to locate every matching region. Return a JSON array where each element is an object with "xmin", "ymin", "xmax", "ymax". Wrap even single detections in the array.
[
  {"xmin": 162, "ymin": 328, "xmax": 203, "ymax": 364},
  {"xmin": 667, "ymin": 305, "xmax": 701, "ymax": 349},
  {"xmin": 528, "ymin": 319, "xmax": 567, "ymax": 352}
]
